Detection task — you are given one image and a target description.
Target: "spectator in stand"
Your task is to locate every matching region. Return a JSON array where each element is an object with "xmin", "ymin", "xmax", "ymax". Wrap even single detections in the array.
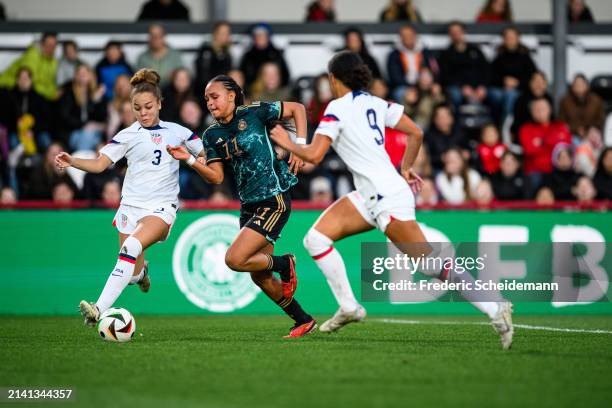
[
  {"xmin": 476, "ymin": 0, "xmax": 513, "ymax": 23},
  {"xmin": 341, "ymin": 27, "xmax": 381, "ymax": 79},
  {"xmin": 228, "ymin": 69, "xmax": 246, "ymax": 91},
  {"xmin": 387, "ymin": 25, "xmax": 438, "ymax": 102},
  {"xmin": 0, "ymin": 32, "xmax": 59, "ymax": 100},
  {"xmin": 511, "ymin": 71, "xmax": 554, "ymax": 138},
  {"xmin": 490, "ymin": 151, "xmax": 530, "ymax": 200},
  {"xmin": 58, "ymin": 64, "xmax": 107, "ymax": 151},
  {"xmin": 535, "ymin": 186, "xmax": 555, "ymax": 205},
  {"xmin": 476, "ymin": 124, "xmax": 506, "ymax": 175},
  {"xmin": 194, "ymin": 21, "xmax": 232, "ymax": 100},
  {"xmin": 0, "ymin": 187, "xmax": 17, "ymax": 204},
  {"xmin": 519, "ymin": 97, "xmax": 572, "ymax": 192},
  {"xmin": 474, "ymin": 179, "xmax": 495, "ymax": 205},
  {"xmin": 250, "ymin": 62, "xmax": 292, "ymax": 102},
  {"xmin": 100, "ymin": 179, "xmax": 121, "ymax": 206},
  {"xmin": 308, "ymin": 74, "xmax": 333, "ymax": 126},
  {"xmin": 137, "ymin": 0, "xmax": 190, "ymax": 21},
  {"xmin": 380, "ymin": 0, "xmax": 422, "ymax": 22},
  {"xmin": 105, "ymin": 74, "xmax": 132, "ymax": 139},
  {"xmin": 136, "ymin": 24, "xmax": 185, "ymax": 87},
  {"xmin": 559, "ymin": 74, "xmax": 605, "ymax": 139},
  {"xmin": 542, "ymin": 144, "xmax": 580, "ymax": 200},
  {"xmin": 369, "ymin": 78, "xmax": 389, "ymax": 99},
  {"xmin": 239, "ymin": 23, "xmax": 290, "ymax": 90},
  {"xmin": 575, "ymin": 126, "xmax": 603, "ymax": 177},
  {"xmin": 19, "ymin": 142, "xmax": 77, "ymax": 199},
  {"xmin": 416, "ymin": 177, "xmax": 439, "ymax": 206},
  {"xmin": 108, "ymin": 100, "xmax": 136, "ymax": 141},
  {"xmin": 179, "ymin": 98, "xmax": 205, "ymax": 134},
  {"xmin": 593, "ymin": 147, "xmax": 612, "ymax": 199},
  {"xmin": 0, "ymin": 3, "xmax": 5, "ymax": 21},
  {"xmin": 438, "ymin": 22, "xmax": 491, "ymax": 112},
  {"xmin": 402, "ymin": 67, "xmax": 445, "ymax": 130},
  {"xmin": 573, "ymin": 176, "xmax": 597, "ymax": 203},
  {"xmin": 305, "ymin": 0, "xmax": 336, "ymax": 22},
  {"xmin": 425, "ymin": 104, "xmax": 466, "ymax": 170},
  {"xmin": 489, "ymin": 26, "xmax": 536, "ymax": 125},
  {"xmin": 412, "ymin": 144, "xmax": 433, "ymax": 179},
  {"xmin": 52, "ymin": 181, "xmax": 76, "ymax": 204},
  {"xmin": 160, "ymin": 68, "xmax": 193, "ymax": 123},
  {"xmin": 435, "ymin": 147, "xmax": 481, "ymax": 204},
  {"xmin": 7, "ymin": 67, "xmax": 51, "ymax": 153},
  {"xmin": 95, "ymin": 41, "xmax": 133, "ymax": 101},
  {"xmin": 309, "ymin": 176, "xmax": 334, "ymax": 203},
  {"xmin": 568, "ymin": 0, "xmax": 594, "ymax": 23},
  {"xmin": 56, "ymin": 40, "xmax": 82, "ymax": 88}
]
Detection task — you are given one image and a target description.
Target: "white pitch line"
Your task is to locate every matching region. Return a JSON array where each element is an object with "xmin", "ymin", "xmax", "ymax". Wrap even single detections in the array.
[{"xmin": 377, "ymin": 318, "xmax": 612, "ymax": 334}]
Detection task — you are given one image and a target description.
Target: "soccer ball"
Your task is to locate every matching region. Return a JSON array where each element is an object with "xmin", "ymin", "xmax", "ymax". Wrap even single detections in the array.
[{"xmin": 96, "ymin": 308, "xmax": 136, "ymax": 342}]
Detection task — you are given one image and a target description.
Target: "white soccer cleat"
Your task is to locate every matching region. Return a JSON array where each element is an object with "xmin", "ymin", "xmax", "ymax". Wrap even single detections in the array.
[
  {"xmin": 319, "ymin": 305, "xmax": 367, "ymax": 333},
  {"xmin": 137, "ymin": 261, "xmax": 151, "ymax": 293},
  {"xmin": 491, "ymin": 301, "xmax": 514, "ymax": 350},
  {"xmin": 79, "ymin": 300, "xmax": 100, "ymax": 327}
]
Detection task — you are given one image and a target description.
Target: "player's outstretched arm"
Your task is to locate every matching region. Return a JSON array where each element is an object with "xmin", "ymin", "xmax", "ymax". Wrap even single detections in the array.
[
  {"xmin": 55, "ymin": 152, "xmax": 113, "ymax": 174},
  {"xmin": 269, "ymin": 125, "xmax": 332, "ymax": 166},
  {"xmin": 394, "ymin": 114, "xmax": 425, "ymax": 192},
  {"xmin": 166, "ymin": 145, "xmax": 224, "ymax": 185}
]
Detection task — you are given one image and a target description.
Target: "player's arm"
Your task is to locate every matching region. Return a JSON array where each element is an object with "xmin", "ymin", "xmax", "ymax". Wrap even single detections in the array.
[
  {"xmin": 166, "ymin": 145, "xmax": 224, "ymax": 185},
  {"xmin": 280, "ymin": 102, "xmax": 308, "ymax": 144},
  {"xmin": 394, "ymin": 114, "xmax": 425, "ymax": 193},
  {"xmin": 55, "ymin": 152, "xmax": 113, "ymax": 174},
  {"xmin": 269, "ymin": 125, "xmax": 332, "ymax": 165}
]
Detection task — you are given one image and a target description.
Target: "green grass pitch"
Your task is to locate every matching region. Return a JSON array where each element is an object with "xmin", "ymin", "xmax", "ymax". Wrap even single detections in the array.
[{"xmin": 1, "ymin": 315, "xmax": 611, "ymax": 408}]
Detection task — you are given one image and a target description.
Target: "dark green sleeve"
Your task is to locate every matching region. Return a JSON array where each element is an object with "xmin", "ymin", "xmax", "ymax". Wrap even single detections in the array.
[{"xmin": 202, "ymin": 132, "xmax": 223, "ymax": 164}]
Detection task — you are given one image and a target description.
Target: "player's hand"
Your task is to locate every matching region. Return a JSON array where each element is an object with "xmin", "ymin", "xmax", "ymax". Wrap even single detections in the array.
[
  {"xmin": 401, "ymin": 168, "xmax": 424, "ymax": 194},
  {"xmin": 166, "ymin": 145, "xmax": 191, "ymax": 161},
  {"xmin": 288, "ymin": 153, "xmax": 304, "ymax": 175},
  {"xmin": 269, "ymin": 124, "xmax": 291, "ymax": 148},
  {"xmin": 55, "ymin": 152, "xmax": 73, "ymax": 170}
]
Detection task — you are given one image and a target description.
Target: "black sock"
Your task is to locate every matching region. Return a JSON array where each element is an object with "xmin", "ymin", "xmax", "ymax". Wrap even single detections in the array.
[
  {"xmin": 268, "ymin": 255, "xmax": 291, "ymax": 282},
  {"xmin": 275, "ymin": 297, "xmax": 311, "ymax": 324}
]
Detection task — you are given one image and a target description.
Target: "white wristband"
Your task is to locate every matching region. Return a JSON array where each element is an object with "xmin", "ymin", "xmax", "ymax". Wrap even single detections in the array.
[
  {"xmin": 186, "ymin": 156, "xmax": 196, "ymax": 166},
  {"xmin": 296, "ymin": 137, "xmax": 307, "ymax": 145}
]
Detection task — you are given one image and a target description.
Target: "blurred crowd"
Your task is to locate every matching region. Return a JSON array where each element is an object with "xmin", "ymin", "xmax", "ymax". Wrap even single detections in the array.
[{"xmin": 0, "ymin": 0, "xmax": 610, "ymax": 207}]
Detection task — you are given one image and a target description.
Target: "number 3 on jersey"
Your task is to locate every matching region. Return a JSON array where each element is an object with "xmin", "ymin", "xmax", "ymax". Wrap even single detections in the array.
[
  {"xmin": 152, "ymin": 149, "xmax": 162, "ymax": 165},
  {"xmin": 366, "ymin": 109, "xmax": 384, "ymax": 145}
]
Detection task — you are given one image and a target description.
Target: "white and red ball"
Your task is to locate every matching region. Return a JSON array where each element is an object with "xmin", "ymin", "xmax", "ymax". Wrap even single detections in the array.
[{"xmin": 96, "ymin": 308, "xmax": 136, "ymax": 342}]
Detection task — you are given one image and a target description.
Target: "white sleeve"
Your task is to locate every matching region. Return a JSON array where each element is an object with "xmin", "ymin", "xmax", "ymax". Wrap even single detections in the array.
[
  {"xmin": 314, "ymin": 101, "xmax": 342, "ymax": 142},
  {"xmin": 100, "ymin": 132, "xmax": 129, "ymax": 163},
  {"xmin": 180, "ymin": 126, "xmax": 204, "ymax": 157},
  {"xmin": 385, "ymin": 102, "xmax": 404, "ymax": 128}
]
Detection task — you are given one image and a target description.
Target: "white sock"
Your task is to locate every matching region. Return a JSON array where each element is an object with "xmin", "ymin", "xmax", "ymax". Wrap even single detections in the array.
[
  {"xmin": 129, "ymin": 270, "xmax": 144, "ymax": 285},
  {"xmin": 96, "ymin": 236, "xmax": 143, "ymax": 312},
  {"xmin": 304, "ymin": 229, "xmax": 359, "ymax": 312}
]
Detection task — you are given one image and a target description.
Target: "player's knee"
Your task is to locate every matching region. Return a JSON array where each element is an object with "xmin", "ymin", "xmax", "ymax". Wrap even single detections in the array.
[
  {"xmin": 121, "ymin": 236, "xmax": 143, "ymax": 258},
  {"xmin": 303, "ymin": 228, "xmax": 333, "ymax": 257},
  {"xmin": 224, "ymin": 250, "xmax": 243, "ymax": 271}
]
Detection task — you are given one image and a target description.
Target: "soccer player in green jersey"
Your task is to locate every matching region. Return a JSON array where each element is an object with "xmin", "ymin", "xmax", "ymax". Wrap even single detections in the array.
[{"xmin": 167, "ymin": 75, "xmax": 316, "ymax": 338}]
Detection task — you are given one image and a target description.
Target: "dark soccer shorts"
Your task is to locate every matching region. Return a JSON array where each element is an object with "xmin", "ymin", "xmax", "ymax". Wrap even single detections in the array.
[{"xmin": 239, "ymin": 191, "xmax": 291, "ymax": 244}]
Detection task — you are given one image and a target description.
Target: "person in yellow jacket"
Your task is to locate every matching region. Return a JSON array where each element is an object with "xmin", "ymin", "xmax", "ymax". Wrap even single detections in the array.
[{"xmin": 0, "ymin": 32, "xmax": 59, "ymax": 100}]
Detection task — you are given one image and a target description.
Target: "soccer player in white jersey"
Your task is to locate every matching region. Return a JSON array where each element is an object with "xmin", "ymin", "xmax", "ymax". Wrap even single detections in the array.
[
  {"xmin": 269, "ymin": 51, "xmax": 514, "ymax": 349},
  {"xmin": 54, "ymin": 69, "xmax": 204, "ymax": 327}
]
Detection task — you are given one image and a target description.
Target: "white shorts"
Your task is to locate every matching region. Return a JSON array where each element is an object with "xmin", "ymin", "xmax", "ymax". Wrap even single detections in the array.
[
  {"xmin": 112, "ymin": 204, "xmax": 177, "ymax": 241},
  {"xmin": 347, "ymin": 188, "xmax": 415, "ymax": 232}
]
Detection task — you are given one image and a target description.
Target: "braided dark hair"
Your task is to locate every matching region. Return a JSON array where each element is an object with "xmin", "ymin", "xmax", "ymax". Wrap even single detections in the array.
[
  {"xmin": 208, "ymin": 74, "xmax": 245, "ymax": 107},
  {"xmin": 328, "ymin": 51, "xmax": 372, "ymax": 91}
]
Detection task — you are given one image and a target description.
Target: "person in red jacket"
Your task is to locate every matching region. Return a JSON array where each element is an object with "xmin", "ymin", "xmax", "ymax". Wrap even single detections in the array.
[
  {"xmin": 519, "ymin": 97, "xmax": 572, "ymax": 194},
  {"xmin": 477, "ymin": 123, "xmax": 507, "ymax": 174}
]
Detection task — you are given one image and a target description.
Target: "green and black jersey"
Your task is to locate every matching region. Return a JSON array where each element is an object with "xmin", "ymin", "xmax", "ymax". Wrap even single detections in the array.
[{"xmin": 202, "ymin": 101, "xmax": 298, "ymax": 204}]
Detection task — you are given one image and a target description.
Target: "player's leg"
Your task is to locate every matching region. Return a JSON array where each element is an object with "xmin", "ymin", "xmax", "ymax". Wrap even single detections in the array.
[
  {"xmin": 119, "ymin": 232, "xmax": 150, "ymax": 292},
  {"xmin": 249, "ymin": 244, "xmax": 315, "ymax": 337},
  {"xmin": 304, "ymin": 193, "xmax": 374, "ymax": 332},
  {"xmin": 384, "ymin": 219, "xmax": 513, "ymax": 349},
  {"xmin": 80, "ymin": 216, "xmax": 168, "ymax": 326}
]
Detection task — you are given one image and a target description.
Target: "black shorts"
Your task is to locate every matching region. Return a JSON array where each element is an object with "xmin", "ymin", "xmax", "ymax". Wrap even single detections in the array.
[{"xmin": 239, "ymin": 192, "xmax": 291, "ymax": 244}]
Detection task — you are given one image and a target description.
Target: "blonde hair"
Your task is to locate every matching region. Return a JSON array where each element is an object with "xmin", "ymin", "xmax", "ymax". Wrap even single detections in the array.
[{"xmin": 130, "ymin": 68, "xmax": 161, "ymax": 101}]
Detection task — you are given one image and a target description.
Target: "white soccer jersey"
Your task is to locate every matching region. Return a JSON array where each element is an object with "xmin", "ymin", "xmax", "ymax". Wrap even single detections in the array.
[
  {"xmin": 315, "ymin": 91, "xmax": 407, "ymax": 203},
  {"xmin": 100, "ymin": 120, "xmax": 203, "ymax": 210}
]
